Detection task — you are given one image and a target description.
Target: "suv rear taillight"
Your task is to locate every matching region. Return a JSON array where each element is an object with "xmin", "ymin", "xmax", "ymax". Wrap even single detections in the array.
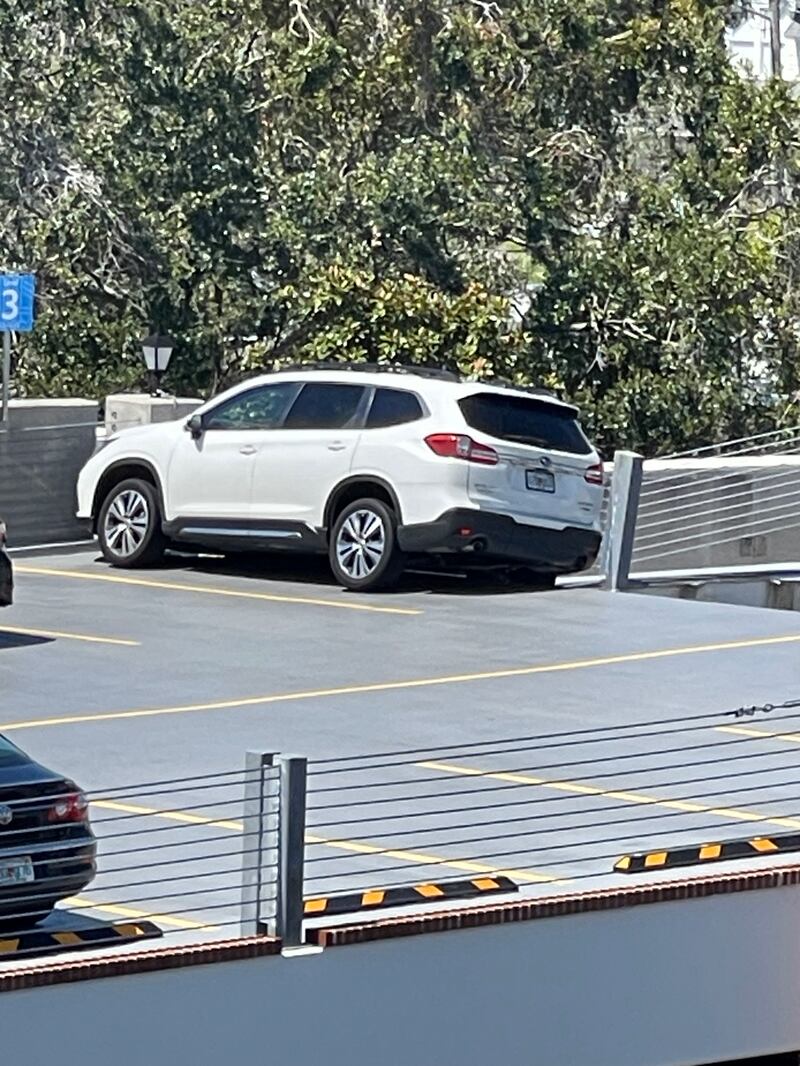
[
  {"xmin": 425, "ymin": 434, "xmax": 499, "ymax": 466},
  {"xmin": 48, "ymin": 790, "xmax": 89, "ymax": 823},
  {"xmin": 584, "ymin": 462, "xmax": 604, "ymax": 486}
]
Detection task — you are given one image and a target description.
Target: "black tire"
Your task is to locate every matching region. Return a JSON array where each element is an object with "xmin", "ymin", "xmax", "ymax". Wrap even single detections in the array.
[
  {"xmin": 97, "ymin": 477, "xmax": 167, "ymax": 568},
  {"xmin": 329, "ymin": 498, "xmax": 404, "ymax": 591}
]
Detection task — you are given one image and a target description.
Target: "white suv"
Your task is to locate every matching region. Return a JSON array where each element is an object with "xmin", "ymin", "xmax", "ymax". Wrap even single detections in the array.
[{"xmin": 77, "ymin": 366, "xmax": 604, "ymax": 591}]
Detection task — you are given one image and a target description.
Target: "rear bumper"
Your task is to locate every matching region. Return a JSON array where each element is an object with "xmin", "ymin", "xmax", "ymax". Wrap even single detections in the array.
[
  {"xmin": 0, "ymin": 549, "xmax": 12, "ymax": 607},
  {"xmin": 0, "ymin": 840, "xmax": 96, "ymax": 918},
  {"xmin": 397, "ymin": 508, "xmax": 602, "ymax": 573}
]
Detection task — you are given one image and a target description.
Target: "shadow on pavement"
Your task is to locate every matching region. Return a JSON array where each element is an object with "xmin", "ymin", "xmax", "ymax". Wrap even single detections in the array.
[{"xmin": 0, "ymin": 631, "xmax": 54, "ymax": 651}]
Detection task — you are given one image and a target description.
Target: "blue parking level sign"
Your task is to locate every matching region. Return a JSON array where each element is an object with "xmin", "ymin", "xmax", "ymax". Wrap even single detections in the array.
[{"xmin": 0, "ymin": 274, "xmax": 36, "ymax": 332}]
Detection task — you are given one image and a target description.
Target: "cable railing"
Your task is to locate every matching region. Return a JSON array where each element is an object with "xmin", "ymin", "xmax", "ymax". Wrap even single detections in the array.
[
  {"xmin": 4, "ymin": 701, "xmax": 800, "ymax": 964},
  {"xmin": 629, "ymin": 425, "xmax": 800, "ymax": 571},
  {"xmin": 0, "ymin": 764, "xmax": 279, "ymax": 964},
  {"xmin": 301, "ymin": 699, "xmax": 800, "ymax": 899}
]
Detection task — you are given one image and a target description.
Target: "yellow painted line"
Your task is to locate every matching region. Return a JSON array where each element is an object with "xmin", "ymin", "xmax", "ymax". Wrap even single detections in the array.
[
  {"xmin": 362, "ymin": 889, "xmax": 385, "ymax": 906},
  {"xmin": 0, "ymin": 939, "xmax": 20, "ymax": 953},
  {"xmin": 699, "ymin": 844, "xmax": 722, "ymax": 860},
  {"xmin": 53, "ymin": 931, "xmax": 84, "ymax": 946},
  {"xmin": 304, "ymin": 898, "xmax": 327, "ymax": 914},
  {"xmin": 5, "ymin": 633, "xmax": 800, "ymax": 733},
  {"xmin": 92, "ymin": 798, "xmax": 243, "ymax": 831},
  {"xmin": 750, "ymin": 838, "xmax": 779, "ymax": 853},
  {"xmin": 717, "ymin": 725, "xmax": 800, "ymax": 745},
  {"xmin": 644, "ymin": 852, "xmax": 667, "ymax": 868},
  {"xmin": 417, "ymin": 760, "xmax": 800, "ymax": 832},
  {"xmin": 90, "ymin": 800, "xmax": 562, "ymax": 885},
  {"xmin": 415, "ymin": 884, "xmax": 445, "ymax": 898},
  {"xmin": 63, "ymin": 895, "xmax": 216, "ymax": 931},
  {"xmin": 16, "ymin": 564, "xmax": 421, "ymax": 617},
  {"xmin": 0, "ymin": 624, "xmax": 139, "ymax": 647}
]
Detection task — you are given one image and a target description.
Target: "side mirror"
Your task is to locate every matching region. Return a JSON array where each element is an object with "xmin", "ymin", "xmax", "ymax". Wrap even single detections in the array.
[{"xmin": 186, "ymin": 413, "xmax": 204, "ymax": 439}]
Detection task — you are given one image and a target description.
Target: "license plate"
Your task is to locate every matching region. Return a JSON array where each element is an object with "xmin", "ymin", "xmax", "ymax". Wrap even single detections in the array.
[
  {"xmin": 0, "ymin": 857, "xmax": 34, "ymax": 886},
  {"xmin": 526, "ymin": 469, "xmax": 555, "ymax": 493}
]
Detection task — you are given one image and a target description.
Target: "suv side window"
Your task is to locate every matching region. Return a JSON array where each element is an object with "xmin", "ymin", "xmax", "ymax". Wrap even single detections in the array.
[
  {"xmin": 283, "ymin": 383, "xmax": 366, "ymax": 430},
  {"xmin": 366, "ymin": 388, "xmax": 424, "ymax": 428},
  {"xmin": 204, "ymin": 383, "xmax": 299, "ymax": 431}
]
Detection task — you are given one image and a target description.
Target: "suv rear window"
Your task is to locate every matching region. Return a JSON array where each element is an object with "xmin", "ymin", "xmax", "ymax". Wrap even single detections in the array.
[
  {"xmin": 459, "ymin": 393, "xmax": 592, "ymax": 455},
  {"xmin": 366, "ymin": 388, "xmax": 424, "ymax": 428}
]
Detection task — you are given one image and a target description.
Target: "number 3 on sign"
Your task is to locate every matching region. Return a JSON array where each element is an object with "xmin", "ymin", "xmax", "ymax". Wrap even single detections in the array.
[
  {"xmin": 1, "ymin": 288, "xmax": 19, "ymax": 322},
  {"xmin": 0, "ymin": 274, "xmax": 35, "ymax": 332}
]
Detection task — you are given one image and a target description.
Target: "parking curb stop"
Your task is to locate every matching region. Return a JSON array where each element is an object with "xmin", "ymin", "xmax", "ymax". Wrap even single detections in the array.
[
  {"xmin": 0, "ymin": 920, "xmax": 163, "ymax": 958},
  {"xmin": 303, "ymin": 875, "xmax": 518, "ymax": 917},
  {"xmin": 615, "ymin": 831, "xmax": 800, "ymax": 873}
]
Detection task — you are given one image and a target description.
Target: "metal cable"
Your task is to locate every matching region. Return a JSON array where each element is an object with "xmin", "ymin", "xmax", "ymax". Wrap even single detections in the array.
[
  {"xmin": 636, "ymin": 478, "xmax": 800, "ymax": 534},
  {"xmin": 635, "ymin": 515, "xmax": 800, "ymax": 561},
  {"xmin": 307, "ymin": 700, "xmax": 800, "ymax": 769},
  {"xmin": 305, "ymin": 752, "xmax": 800, "ymax": 840},
  {"xmin": 634, "ymin": 498, "xmax": 800, "ymax": 552},
  {"xmin": 307, "ymin": 726, "xmax": 800, "ymax": 804},
  {"xmin": 659, "ymin": 426, "xmax": 800, "ymax": 461},
  {"xmin": 307, "ymin": 772, "xmax": 800, "ymax": 833}
]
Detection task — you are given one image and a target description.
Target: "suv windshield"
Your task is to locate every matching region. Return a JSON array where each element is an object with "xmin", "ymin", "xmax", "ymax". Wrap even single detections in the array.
[{"xmin": 459, "ymin": 393, "xmax": 592, "ymax": 455}]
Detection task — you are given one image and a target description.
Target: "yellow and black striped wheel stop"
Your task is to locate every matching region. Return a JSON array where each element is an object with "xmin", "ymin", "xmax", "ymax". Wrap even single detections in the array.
[
  {"xmin": 0, "ymin": 920, "xmax": 162, "ymax": 959},
  {"xmin": 304, "ymin": 875, "xmax": 518, "ymax": 917},
  {"xmin": 615, "ymin": 830, "xmax": 800, "ymax": 874}
]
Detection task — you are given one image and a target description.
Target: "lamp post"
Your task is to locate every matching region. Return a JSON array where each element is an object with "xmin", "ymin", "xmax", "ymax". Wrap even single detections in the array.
[{"xmin": 140, "ymin": 333, "xmax": 176, "ymax": 395}]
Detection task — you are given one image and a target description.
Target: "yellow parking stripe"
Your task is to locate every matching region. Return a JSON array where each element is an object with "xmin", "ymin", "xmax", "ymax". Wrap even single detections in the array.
[
  {"xmin": 417, "ymin": 760, "xmax": 800, "ymax": 831},
  {"xmin": 89, "ymin": 800, "xmax": 562, "ymax": 885},
  {"xmin": 4, "ymin": 632, "xmax": 800, "ymax": 732},
  {"xmin": 63, "ymin": 895, "xmax": 217, "ymax": 931},
  {"xmin": 16, "ymin": 565, "xmax": 421, "ymax": 616},
  {"xmin": 0, "ymin": 625, "xmax": 139, "ymax": 647},
  {"xmin": 717, "ymin": 725, "xmax": 800, "ymax": 745}
]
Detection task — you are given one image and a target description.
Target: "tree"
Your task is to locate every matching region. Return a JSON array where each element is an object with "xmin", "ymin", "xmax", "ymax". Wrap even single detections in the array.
[{"xmin": 1, "ymin": 0, "xmax": 798, "ymax": 453}]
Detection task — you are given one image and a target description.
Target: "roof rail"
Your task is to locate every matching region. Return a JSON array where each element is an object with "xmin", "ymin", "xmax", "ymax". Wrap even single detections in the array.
[{"xmin": 272, "ymin": 360, "xmax": 460, "ymax": 382}]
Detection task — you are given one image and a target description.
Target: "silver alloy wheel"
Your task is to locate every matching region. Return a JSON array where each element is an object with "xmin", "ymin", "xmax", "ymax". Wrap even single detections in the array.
[
  {"xmin": 336, "ymin": 508, "xmax": 386, "ymax": 580},
  {"xmin": 103, "ymin": 488, "xmax": 150, "ymax": 559}
]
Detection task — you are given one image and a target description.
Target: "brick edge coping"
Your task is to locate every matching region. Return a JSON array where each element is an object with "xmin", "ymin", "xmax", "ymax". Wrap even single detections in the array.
[
  {"xmin": 309, "ymin": 862, "xmax": 800, "ymax": 947},
  {"xmin": 0, "ymin": 934, "xmax": 280, "ymax": 993}
]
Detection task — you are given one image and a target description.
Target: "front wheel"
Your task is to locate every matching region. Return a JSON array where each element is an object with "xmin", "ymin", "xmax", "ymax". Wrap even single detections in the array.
[
  {"xmin": 97, "ymin": 478, "xmax": 167, "ymax": 568},
  {"xmin": 329, "ymin": 498, "xmax": 404, "ymax": 591}
]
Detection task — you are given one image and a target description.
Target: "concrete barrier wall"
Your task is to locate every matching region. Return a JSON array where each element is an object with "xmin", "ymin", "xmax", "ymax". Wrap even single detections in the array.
[
  {"xmin": 2, "ymin": 883, "xmax": 800, "ymax": 1066},
  {"xmin": 0, "ymin": 399, "xmax": 98, "ymax": 546}
]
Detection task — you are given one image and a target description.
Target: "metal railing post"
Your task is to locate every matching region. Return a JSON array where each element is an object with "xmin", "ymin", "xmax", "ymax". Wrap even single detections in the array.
[
  {"xmin": 603, "ymin": 450, "xmax": 643, "ymax": 591},
  {"xmin": 240, "ymin": 750, "xmax": 277, "ymax": 937},
  {"xmin": 276, "ymin": 755, "xmax": 308, "ymax": 948}
]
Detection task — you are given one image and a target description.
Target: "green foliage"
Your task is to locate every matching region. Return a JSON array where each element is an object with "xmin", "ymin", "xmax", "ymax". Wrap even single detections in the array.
[{"xmin": 1, "ymin": 0, "xmax": 799, "ymax": 453}]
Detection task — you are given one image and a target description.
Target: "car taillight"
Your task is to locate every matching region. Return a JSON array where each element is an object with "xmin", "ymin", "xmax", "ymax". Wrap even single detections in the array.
[
  {"xmin": 584, "ymin": 462, "xmax": 604, "ymax": 485},
  {"xmin": 425, "ymin": 433, "xmax": 499, "ymax": 466},
  {"xmin": 48, "ymin": 790, "xmax": 89, "ymax": 823}
]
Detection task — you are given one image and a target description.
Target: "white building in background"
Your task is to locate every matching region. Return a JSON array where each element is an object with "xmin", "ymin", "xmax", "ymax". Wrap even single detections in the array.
[{"xmin": 727, "ymin": 1, "xmax": 800, "ymax": 79}]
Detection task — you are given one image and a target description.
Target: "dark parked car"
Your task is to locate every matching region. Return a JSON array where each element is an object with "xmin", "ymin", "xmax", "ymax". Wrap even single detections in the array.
[
  {"xmin": 0, "ymin": 735, "xmax": 96, "ymax": 927},
  {"xmin": 0, "ymin": 520, "xmax": 11, "ymax": 607}
]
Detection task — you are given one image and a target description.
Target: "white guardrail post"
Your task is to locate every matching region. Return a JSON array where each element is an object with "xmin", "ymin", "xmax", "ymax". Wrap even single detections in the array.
[
  {"xmin": 603, "ymin": 450, "xmax": 644, "ymax": 591},
  {"xmin": 240, "ymin": 750, "xmax": 278, "ymax": 937}
]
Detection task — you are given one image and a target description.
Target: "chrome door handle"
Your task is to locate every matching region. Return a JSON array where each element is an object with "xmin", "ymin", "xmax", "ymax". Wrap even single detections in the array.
[
  {"xmin": 327, "ymin": 442, "xmax": 347, "ymax": 452},
  {"xmin": 239, "ymin": 445, "xmax": 257, "ymax": 456}
]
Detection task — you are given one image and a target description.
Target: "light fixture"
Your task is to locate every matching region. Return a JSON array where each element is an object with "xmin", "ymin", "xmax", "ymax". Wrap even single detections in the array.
[{"xmin": 140, "ymin": 333, "xmax": 176, "ymax": 393}]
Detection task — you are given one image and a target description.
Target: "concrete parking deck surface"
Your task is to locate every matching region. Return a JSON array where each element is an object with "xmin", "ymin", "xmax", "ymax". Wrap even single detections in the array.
[{"xmin": 2, "ymin": 547, "xmax": 800, "ymax": 951}]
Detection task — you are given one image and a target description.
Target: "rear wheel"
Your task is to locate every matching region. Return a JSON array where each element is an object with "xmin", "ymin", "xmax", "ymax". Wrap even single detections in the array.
[
  {"xmin": 97, "ymin": 478, "xmax": 167, "ymax": 568},
  {"xmin": 329, "ymin": 498, "xmax": 404, "ymax": 591}
]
